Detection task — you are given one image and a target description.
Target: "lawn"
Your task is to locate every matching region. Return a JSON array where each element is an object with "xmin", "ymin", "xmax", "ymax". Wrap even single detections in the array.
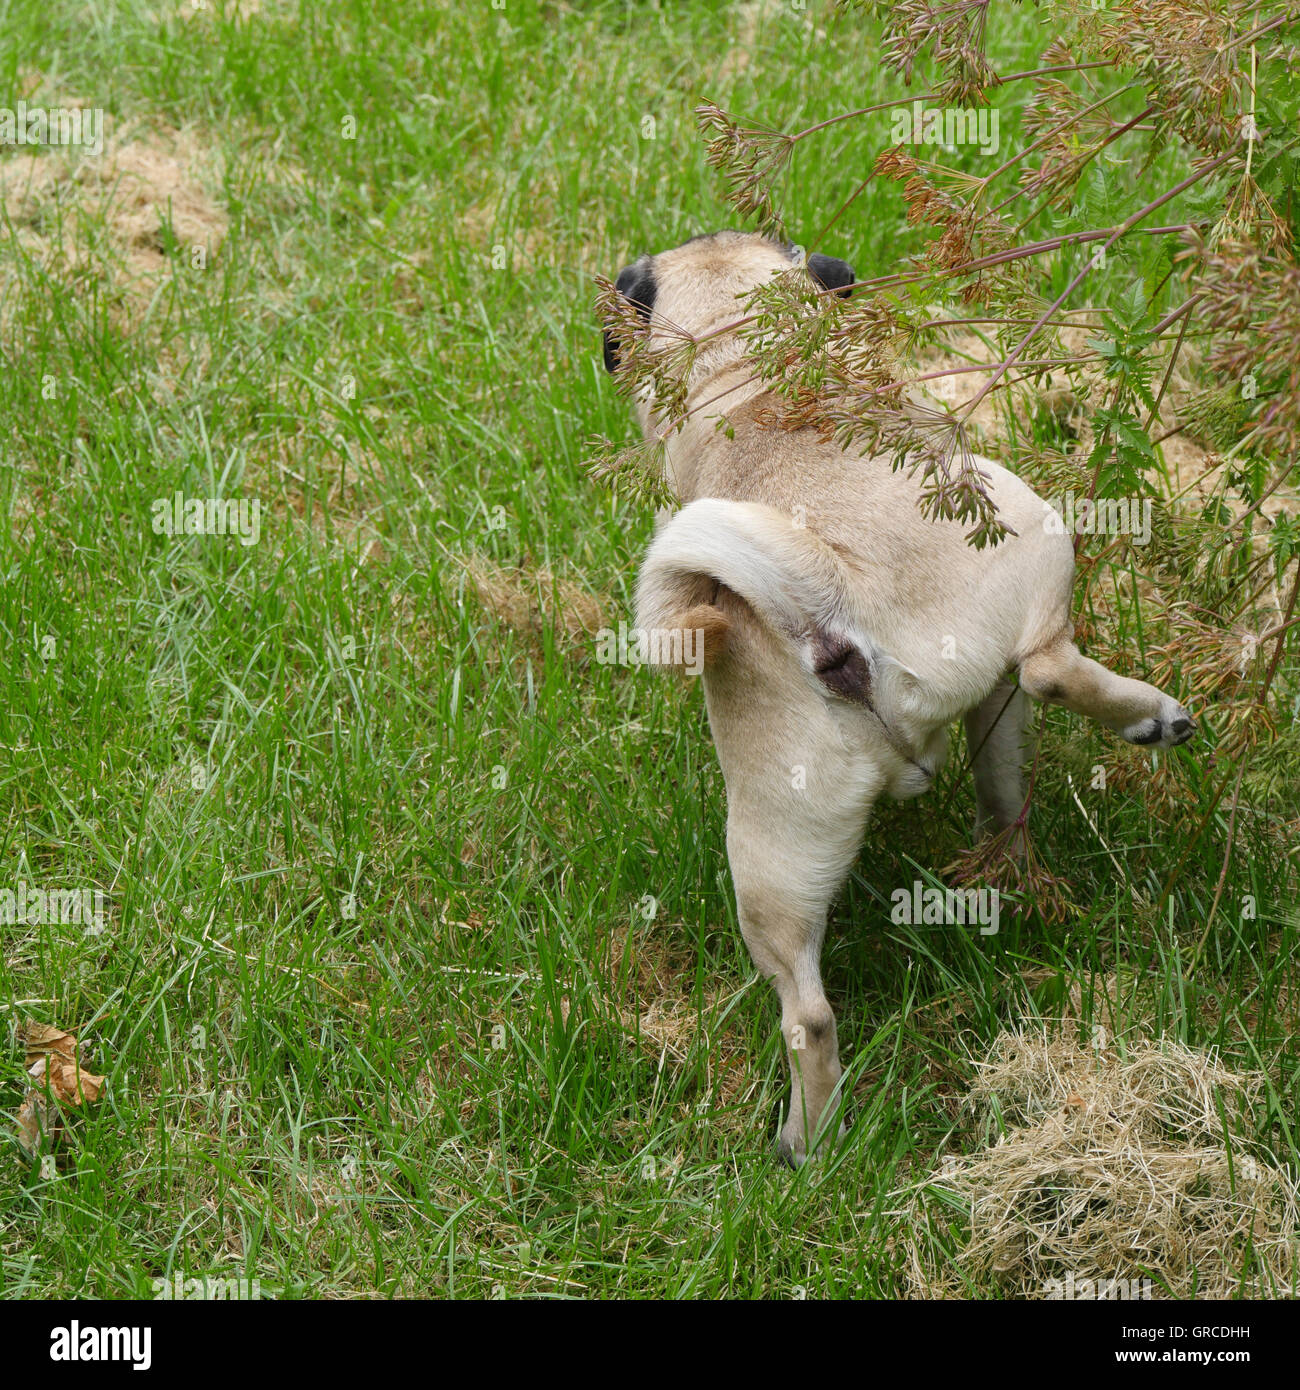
[{"xmin": 1, "ymin": 0, "xmax": 1297, "ymax": 1300}]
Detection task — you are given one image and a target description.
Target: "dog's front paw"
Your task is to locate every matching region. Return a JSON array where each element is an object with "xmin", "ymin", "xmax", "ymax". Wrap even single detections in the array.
[
  {"xmin": 776, "ymin": 1132, "xmax": 807, "ymax": 1169},
  {"xmin": 776, "ymin": 1118, "xmax": 847, "ymax": 1169},
  {"xmin": 1121, "ymin": 704, "xmax": 1196, "ymax": 749}
]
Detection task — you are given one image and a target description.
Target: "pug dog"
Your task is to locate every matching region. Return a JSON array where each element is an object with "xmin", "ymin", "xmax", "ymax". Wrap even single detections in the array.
[{"xmin": 602, "ymin": 230, "xmax": 1195, "ymax": 1166}]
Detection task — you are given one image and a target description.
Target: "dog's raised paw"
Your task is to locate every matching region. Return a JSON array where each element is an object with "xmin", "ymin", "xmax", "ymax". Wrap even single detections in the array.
[{"xmin": 1122, "ymin": 708, "xmax": 1196, "ymax": 749}]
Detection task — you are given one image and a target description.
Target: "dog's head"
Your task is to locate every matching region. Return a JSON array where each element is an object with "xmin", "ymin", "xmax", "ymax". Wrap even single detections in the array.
[{"xmin": 601, "ymin": 230, "xmax": 855, "ymax": 374}]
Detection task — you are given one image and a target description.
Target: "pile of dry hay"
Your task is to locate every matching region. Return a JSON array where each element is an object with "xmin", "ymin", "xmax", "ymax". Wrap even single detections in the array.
[{"xmin": 898, "ymin": 1031, "xmax": 1299, "ymax": 1299}]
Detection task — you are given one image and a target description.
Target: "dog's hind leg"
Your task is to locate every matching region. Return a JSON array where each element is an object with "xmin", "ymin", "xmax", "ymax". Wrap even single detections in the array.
[
  {"xmin": 964, "ymin": 678, "xmax": 1031, "ymax": 850},
  {"xmin": 727, "ymin": 824, "xmax": 865, "ymax": 1168},
  {"xmin": 706, "ymin": 625, "xmax": 882, "ymax": 1166},
  {"xmin": 1018, "ymin": 632, "xmax": 1195, "ymax": 750}
]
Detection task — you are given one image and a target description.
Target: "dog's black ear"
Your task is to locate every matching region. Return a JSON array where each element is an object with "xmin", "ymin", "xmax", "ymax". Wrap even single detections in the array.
[
  {"xmin": 603, "ymin": 256, "xmax": 657, "ymax": 373},
  {"xmin": 807, "ymin": 252, "xmax": 856, "ymax": 298}
]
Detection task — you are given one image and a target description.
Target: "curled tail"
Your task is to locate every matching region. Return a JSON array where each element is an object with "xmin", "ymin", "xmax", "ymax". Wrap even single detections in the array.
[{"xmin": 634, "ymin": 498, "xmax": 863, "ymax": 682}]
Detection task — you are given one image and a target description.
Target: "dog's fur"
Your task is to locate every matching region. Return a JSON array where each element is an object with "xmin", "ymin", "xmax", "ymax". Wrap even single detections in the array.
[{"xmin": 604, "ymin": 231, "xmax": 1195, "ymax": 1165}]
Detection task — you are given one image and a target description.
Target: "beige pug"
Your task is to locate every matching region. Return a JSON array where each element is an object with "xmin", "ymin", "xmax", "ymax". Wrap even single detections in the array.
[{"xmin": 603, "ymin": 231, "xmax": 1196, "ymax": 1166}]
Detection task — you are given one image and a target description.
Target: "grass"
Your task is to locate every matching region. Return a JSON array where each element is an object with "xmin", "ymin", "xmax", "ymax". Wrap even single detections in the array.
[{"xmin": 0, "ymin": 0, "xmax": 1297, "ymax": 1300}]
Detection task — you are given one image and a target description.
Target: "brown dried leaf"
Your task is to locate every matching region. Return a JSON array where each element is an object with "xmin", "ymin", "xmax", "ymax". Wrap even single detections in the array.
[
  {"xmin": 47, "ymin": 1056, "xmax": 106, "ymax": 1105},
  {"xmin": 15, "ymin": 1066, "xmax": 52, "ymax": 1158},
  {"xmin": 14, "ymin": 1021, "xmax": 107, "ymax": 1155},
  {"xmin": 24, "ymin": 1022, "xmax": 79, "ymax": 1068}
]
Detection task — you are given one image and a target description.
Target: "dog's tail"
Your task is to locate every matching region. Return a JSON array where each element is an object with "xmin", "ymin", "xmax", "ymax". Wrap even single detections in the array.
[{"xmin": 634, "ymin": 498, "xmax": 855, "ymax": 675}]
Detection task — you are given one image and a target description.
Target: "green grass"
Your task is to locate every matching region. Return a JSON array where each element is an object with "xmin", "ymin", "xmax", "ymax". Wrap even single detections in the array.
[{"xmin": 0, "ymin": 0, "xmax": 1297, "ymax": 1300}]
